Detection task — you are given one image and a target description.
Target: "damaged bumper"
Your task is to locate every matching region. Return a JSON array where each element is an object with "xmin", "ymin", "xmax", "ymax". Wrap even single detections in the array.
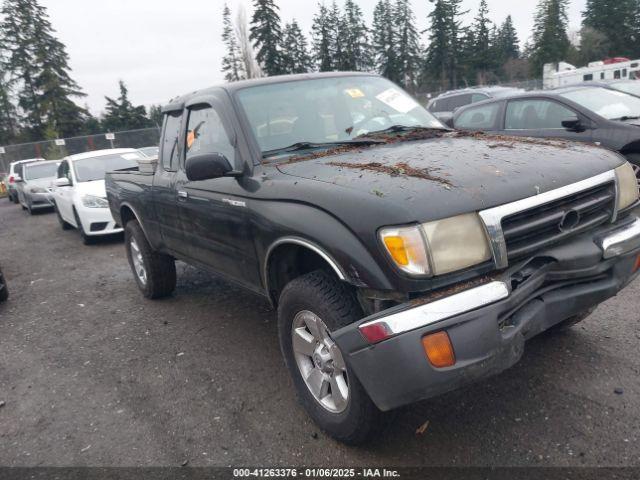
[{"xmin": 333, "ymin": 216, "xmax": 640, "ymax": 412}]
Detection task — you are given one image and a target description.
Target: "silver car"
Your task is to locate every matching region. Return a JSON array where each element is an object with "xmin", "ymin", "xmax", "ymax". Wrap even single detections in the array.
[{"xmin": 16, "ymin": 160, "xmax": 60, "ymax": 214}]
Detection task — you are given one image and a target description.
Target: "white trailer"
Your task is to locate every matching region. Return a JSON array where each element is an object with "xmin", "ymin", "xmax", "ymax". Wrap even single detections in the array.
[{"xmin": 543, "ymin": 59, "xmax": 640, "ymax": 89}]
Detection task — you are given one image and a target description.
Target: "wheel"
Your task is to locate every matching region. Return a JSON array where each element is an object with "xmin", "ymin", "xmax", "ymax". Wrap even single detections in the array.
[
  {"xmin": 55, "ymin": 203, "xmax": 72, "ymax": 230},
  {"xmin": 550, "ymin": 307, "xmax": 596, "ymax": 332},
  {"xmin": 73, "ymin": 208, "xmax": 92, "ymax": 245},
  {"xmin": 0, "ymin": 268, "xmax": 8, "ymax": 302},
  {"xmin": 278, "ymin": 270, "xmax": 385, "ymax": 445},
  {"xmin": 124, "ymin": 220, "xmax": 176, "ymax": 299}
]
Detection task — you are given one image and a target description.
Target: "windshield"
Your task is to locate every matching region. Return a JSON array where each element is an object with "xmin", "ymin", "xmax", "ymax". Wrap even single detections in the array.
[
  {"xmin": 25, "ymin": 163, "xmax": 58, "ymax": 180},
  {"xmin": 73, "ymin": 153, "xmax": 142, "ymax": 182},
  {"xmin": 611, "ymin": 82, "xmax": 640, "ymax": 98},
  {"xmin": 236, "ymin": 76, "xmax": 444, "ymax": 154},
  {"xmin": 559, "ymin": 87, "xmax": 640, "ymax": 120}
]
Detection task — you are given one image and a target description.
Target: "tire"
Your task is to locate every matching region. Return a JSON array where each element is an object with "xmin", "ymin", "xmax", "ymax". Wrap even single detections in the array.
[
  {"xmin": 124, "ymin": 220, "xmax": 176, "ymax": 299},
  {"xmin": 278, "ymin": 270, "xmax": 385, "ymax": 445},
  {"xmin": 550, "ymin": 307, "xmax": 596, "ymax": 332},
  {"xmin": 0, "ymin": 268, "xmax": 8, "ymax": 302},
  {"xmin": 55, "ymin": 203, "xmax": 72, "ymax": 230},
  {"xmin": 73, "ymin": 208, "xmax": 92, "ymax": 245}
]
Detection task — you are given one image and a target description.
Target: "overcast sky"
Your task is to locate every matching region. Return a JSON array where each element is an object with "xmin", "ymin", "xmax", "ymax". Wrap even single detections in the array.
[{"xmin": 41, "ymin": 0, "xmax": 587, "ymax": 115}]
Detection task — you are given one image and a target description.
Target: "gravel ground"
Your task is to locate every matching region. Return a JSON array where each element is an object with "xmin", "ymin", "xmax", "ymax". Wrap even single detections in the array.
[{"xmin": 0, "ymin": 199, "xmax": 639, "ymax": 467}]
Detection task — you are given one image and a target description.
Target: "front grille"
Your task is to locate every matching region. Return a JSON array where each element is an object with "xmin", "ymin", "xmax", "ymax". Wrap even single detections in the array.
[{"xmin": 501, "ymin": 182, "xmax": 615, "ymax": 260}]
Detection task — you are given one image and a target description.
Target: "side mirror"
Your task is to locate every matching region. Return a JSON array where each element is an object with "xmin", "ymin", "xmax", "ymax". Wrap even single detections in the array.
[
  {"xmin": 562, "ymin": 116, "xmax": 586, "ymax": 132},
  {"xmin": 14, "ymin": 175, "xmax": 23, "ymax": 183},
  {"xmin": 185, "ymin": 153, "xmax": 239, "ymax": 181},
  {"xmin": 54, "ymin": 177, "xmax": 70, "ymax": 187}
]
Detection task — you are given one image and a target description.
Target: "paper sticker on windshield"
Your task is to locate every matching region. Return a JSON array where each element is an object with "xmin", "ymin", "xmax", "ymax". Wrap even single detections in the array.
[
  {"xmin": 122, "ymin": 153, "xmax": 140, "ymax": 160},
  {"xmin": 376, "ymin": 88, "xmax": 419, "ymax": 113},
  {"xmin": 345, "ymin": 88, "xmax": 365, "ymax": 98}
]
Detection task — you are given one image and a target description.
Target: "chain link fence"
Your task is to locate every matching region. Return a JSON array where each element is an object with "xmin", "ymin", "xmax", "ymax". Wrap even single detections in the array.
[{"xmin": 0, "ymin": 127, "xmax": 161, "ymax": 172}]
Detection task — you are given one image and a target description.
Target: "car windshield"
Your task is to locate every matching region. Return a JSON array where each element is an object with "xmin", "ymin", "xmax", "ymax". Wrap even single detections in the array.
[
  {"xmin": 236, "ymin": 76, "xmax": 444, "ymax": 155},
  {"xmin": 611, "ymin": 82, "xmax": 640, "ymax": 97},
  {"xmin": 73, "ymin": 153, "xmax": 142, "ymax": 182},
  {"xmin": 559, "ymin": 87, "xmax": 640, "ymax": 120},
  {"xmin": 25, "ymin": 163, "xmax": 58, "ymax": 180}
]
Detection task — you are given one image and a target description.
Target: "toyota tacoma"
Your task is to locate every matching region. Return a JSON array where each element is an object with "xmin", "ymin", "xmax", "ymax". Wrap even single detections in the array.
[{"xmin": 105, "ymin": 72, "xmax": 640, "ymax": 444}]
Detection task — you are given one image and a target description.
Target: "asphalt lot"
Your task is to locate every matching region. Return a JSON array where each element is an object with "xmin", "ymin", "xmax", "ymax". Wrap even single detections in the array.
[{"xmin": 0, "ymin": 199, "xmax": 639, "ymax": 467}]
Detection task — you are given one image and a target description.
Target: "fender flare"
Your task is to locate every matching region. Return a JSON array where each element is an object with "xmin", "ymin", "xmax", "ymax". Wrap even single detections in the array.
[{"xmin": 262, "ymin": 237, "xmax": 347, "ymax": 296}]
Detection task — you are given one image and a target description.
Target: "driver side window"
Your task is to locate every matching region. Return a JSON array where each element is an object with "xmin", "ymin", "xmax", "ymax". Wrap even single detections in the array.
[{"xmin": 185, "ymin": 107, "xmax": 235, "ymax": 164}]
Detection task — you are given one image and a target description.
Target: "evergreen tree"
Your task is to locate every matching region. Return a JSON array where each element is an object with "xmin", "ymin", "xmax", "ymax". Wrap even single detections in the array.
[
  {"xmin": 312, "ymin": 3, "xmax": 335, "ymax": 71},
  {"xmin": 342, "ymin": 0, "xmax": 373, "ymax": 71},
  {"xmin": 102, "ymin": 81, "xmax": 153, "ymax": 132},
  {"xmin": 423, "ymin": 0, "xmax": 465, "ymax": 90},
  {"xmin": 0, "ymin": 0, "xmax": 87, "ymax": 140},
  {"xmin": 249, "ymin": 0, "xmax": 283, "ymax": 76},
  {"xmin": 583, "ymin": 0, "xmax": 638, "ymax": 58},
  {"xmin": 372, "ymin": 0, "xmax": 399, "ymax": 82},
  {"xmin": 327, "ymin": 2, "xmax": 348, "ymax": 70},
  {"xmin": 469, "ymin": 0, "xmax": 496, "ymax": 84},
  {"xmin": 0, "ymin": 43, "xmax": 18, "ymax": 144},
  {"xmin": 529, "ymin": 0, "xmax": 571, "ymax": 75},
  {"xmin": 221, "ymin": 3, "xmax": 246, "ymax": 82},
  {"xmin": 281, "ymin": 21, "xmax": 312, "ymax": 74},
  {"xmin": 393, "ymin": 0, "xmax": 422, "ymax": 89},
  {"xmin": 496, "ymin": 15, "xmax": 520, "ymax": 62}
]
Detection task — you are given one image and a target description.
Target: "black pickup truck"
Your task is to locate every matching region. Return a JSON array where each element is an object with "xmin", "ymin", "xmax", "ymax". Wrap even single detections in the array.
[{"xmin": 106, "ymin": 72, "xmax": 640, "ymax": 444}]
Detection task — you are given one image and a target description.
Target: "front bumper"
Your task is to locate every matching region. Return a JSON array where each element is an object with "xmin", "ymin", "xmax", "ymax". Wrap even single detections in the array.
[
  {"xmin": 27, "ymin": 191, "xmax": 55, "ymax": 209},
  {"xmin": 76, "ymin": 205, "xmax": 123, "ymax": 236},
  {"xmin": 333, "ymin": 216, "xmax": 640, "ymax": 412}
]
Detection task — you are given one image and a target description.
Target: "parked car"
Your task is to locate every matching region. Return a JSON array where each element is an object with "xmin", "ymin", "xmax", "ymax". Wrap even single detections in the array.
[
  {"xmin": 53, "ymin": 149, "xmax": 144, "ymax": 244},
  {"xmin": 453, "ymin": 85, "xmax": 640, "ymax": 178},
  {"xmin": 427, "ymin": 86, "xmax": 523, "ymax": 125},
  {"xmin": 4, "ymin": 159, "xmax": 42, "ymax": 203},
  {"xmin": 576, "ymin": 79, "xmax": 640, "ymax": 98},
  {"xmin": 107, "ymin": 72, "xmax": 640, "ymax": 445},
  {"xmin": 0, "ymin": 265, "xmax": 7, "ymax": 302},
  {"xmin": 138, "ymin": 146, "xmax": 159, "ymax": 158},
  {"xmin": 16, "ymin": 160, "xmax": 60, "ymax": 214}
]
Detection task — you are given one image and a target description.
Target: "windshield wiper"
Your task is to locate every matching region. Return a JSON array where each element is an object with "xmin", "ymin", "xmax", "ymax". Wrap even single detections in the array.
[
  {"xmin": 612, "ymin": 115, "xmax": 640, "ymax": 121},
  {"xmin": 262, "ymin": 140, "xmax": 385, "ymax": 158},
  {"xmin": 356, "ymin": 125, "xmax": 448, "ymax": 138}
]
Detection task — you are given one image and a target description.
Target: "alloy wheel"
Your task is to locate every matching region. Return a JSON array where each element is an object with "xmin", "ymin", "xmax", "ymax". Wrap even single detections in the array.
[{"xmin": 291, "ymin": 310, "xmax": 349, "ymax": 413}]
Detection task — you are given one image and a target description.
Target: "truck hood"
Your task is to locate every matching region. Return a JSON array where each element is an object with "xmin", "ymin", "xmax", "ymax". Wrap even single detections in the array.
[
  {"xmin": 75, "ymin": 179, "xmax": 107, "ymax": 198},
  {"xmin": 275, "ymin": 135, "xmax": 626, "ymax": 222}
]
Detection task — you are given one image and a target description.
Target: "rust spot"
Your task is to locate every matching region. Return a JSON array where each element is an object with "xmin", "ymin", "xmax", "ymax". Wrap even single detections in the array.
[{"xmin": 327, "ymin": 161, "xmax": 453, "ymax": 187}]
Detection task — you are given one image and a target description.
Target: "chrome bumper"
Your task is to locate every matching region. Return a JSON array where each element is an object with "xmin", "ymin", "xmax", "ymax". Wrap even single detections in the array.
[
  {"xmin": 600, "ymin": 217, "xmax": 640, "ymax": 259},
  {"xmin": 360, "ymin": 216, "xmax": 640, "ymax": 342}
]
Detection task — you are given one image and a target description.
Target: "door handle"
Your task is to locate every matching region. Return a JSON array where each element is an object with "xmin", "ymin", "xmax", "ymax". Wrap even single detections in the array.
[{"xmin": 177, "ymin": 190, "xmax": 188, "ymax": 199}]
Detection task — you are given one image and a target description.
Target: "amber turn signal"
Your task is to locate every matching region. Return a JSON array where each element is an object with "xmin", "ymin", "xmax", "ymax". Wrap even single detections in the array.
[
  {"xmin": 422, "ymin": 331, "xmax": 456, "ymax": 368},
  {"xmin": 634, "ymin": 254, "xmax": 640, "ymax": 273}
]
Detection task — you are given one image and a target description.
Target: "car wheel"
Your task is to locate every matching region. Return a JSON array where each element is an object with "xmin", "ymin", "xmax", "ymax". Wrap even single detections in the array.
[
  {"xmin": 73, "ymin": 208, "xmax": 92, "ymax": 245},
  {"xmin": 0, "ymin": 268, "xmax": 8, "ymax": 302},
  {"xmin": 125, "ymin": 220, "xmax": 176, "ymax": 299},
  {"xmin": 278, "ymin": 270, "xmax": 386, "ymax": 445},
  {"xmin": 55, "ymin": 203, "xmax": 73, "ymax": 230},
  {"xmin": 550, "ymin": 307, "xmax": 597, "ymax": 332}
]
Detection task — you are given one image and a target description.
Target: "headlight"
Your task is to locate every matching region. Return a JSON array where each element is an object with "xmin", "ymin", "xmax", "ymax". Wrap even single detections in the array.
[
  {"xmin": 30, "ymin": 187, "xmax": 47, "ymax": 194},
  {"xmin": 82, "ymin": 195, "xmax": 109, "ymax": 208},
  {"xmin": 615, "ymin": 162, "xmax": 639, "ymax": 210},
  {"xmin": 380, "ymin": 213, "xmax": 492, "ymax": 277}
]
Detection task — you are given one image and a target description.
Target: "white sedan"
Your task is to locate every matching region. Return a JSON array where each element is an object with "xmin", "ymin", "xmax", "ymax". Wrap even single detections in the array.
[{"xmin": 53, "ymin": 149, "xmax": 144, "ymax": 244}]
